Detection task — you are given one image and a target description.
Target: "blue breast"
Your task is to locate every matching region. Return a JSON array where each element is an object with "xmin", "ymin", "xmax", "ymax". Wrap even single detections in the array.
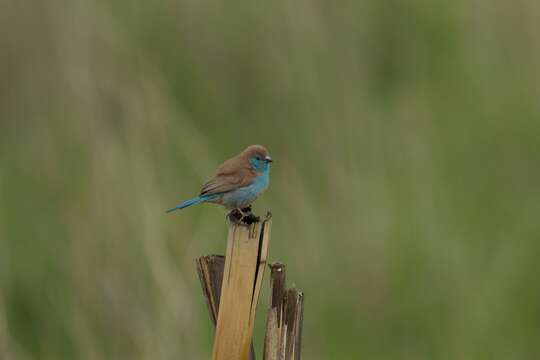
[{"xmin": 221, "ymin": 170, "xmax": 270, "ymax": 209}]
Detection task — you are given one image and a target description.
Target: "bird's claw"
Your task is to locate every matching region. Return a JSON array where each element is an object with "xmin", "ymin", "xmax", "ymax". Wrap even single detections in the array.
[
  {"xmin": 227, "ymin": 207, "xmax": 260, "ymax": 225},
  {"xmin": 242, "ymin": 213, "xmax": 260, "ymax": 225},
  {"xmin": 227, "ymin": 209, "xmax": 243, "ymax": 224}
]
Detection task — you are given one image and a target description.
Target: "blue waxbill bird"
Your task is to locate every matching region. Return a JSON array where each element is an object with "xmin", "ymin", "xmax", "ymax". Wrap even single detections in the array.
[{"xmin": 166, "ymin": 145, "xmax": 272, "ymax": 223}]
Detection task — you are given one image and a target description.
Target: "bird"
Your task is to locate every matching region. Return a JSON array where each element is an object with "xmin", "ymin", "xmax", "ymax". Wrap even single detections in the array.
[{"xmin": 166, "ymin": 145, "xmax": 272, "ymax": 223}]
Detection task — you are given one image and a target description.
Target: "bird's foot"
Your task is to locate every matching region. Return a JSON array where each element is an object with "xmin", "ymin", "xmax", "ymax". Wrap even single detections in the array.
[
  {"xmin": 240, "ymin": 205, "xmax": 259, "ymax": 224},
  {"xmin": 227, "ymin": 207, "xmax": 261, "ymax": 225},
  {"xmin": 240, "ymin": 205, "xmax": 252, "ymax": 214},
  {"xmin": 242, "ymin": 213, "xmax": 260, "ymax": 225},
  {"xmin": 227, "ymin": 209, "xmax": 243, "ymax": 224}
]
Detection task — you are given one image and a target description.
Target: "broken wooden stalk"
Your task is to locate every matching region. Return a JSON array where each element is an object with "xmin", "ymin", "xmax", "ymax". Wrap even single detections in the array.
[
  {"xmin": 196, "ymin": 215, "xmax": 303, "ymax": 359},
  {"xmin": 264, "ymin": 263, "xmax": 304, "ymax": 360},
  {"xmin": 203, "ymin": 216, "xmax": 271, "ymax": 360}
]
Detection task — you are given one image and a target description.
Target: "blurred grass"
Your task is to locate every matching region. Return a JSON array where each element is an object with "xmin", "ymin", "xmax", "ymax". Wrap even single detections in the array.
[{"xmin": 1, "ymin": 0, "xmax": 540, "ymax": 359}]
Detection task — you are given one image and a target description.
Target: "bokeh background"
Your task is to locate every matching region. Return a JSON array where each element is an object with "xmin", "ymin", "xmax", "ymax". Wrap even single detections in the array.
[{"xmin": 1, "ymin": 0, "xmax": 540, "ymax": 359}]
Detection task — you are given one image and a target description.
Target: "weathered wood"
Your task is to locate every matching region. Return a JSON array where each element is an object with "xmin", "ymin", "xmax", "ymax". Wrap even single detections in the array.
[
  {"xmin": 263, "ymin": 307, "xmax": 279, "ymax": 360},
  {"xmin": 196, "ymin": 255, "xmax": 225, "ymax": 326},
  {"xmin": 293, "ymin": 291, "xmax": 304, "ymax": 360},
  {"xmin": 196, "ymin": 255, "xmax": 257, "ymax": 360},
  {"xmin": 284, "ymin": 289, "xmax": 304, "ymax": 360},
  {"xmin": 196, "ymin": 216, "xmax": 304, "ymax": 359},
  {"xmin": 269, "ymin": 263, "xmax": 286, "ymax": 326},
  {"xmin": 211, "ymin": 217, "xmax": 272, "ymax": 360},
  {"xmin": 263, "ymin": 263, "xmax": 304, "ymax": 360}
]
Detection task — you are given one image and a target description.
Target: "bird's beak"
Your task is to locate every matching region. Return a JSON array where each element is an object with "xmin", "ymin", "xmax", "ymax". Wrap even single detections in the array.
[{"xmin": 265, "ymin": 155, "xmax": 273, "ymax": 163}]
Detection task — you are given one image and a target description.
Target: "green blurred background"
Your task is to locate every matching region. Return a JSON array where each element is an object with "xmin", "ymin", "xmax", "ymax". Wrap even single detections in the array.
[{"xmin": 1, "ymin": 0, "xmax": 540, "ymax": 359}]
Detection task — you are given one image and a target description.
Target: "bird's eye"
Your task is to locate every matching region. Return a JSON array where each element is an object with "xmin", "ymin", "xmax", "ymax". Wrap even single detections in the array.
[{"xmin": 256, "ymin": 156, "xmax": 261, "ymax": 160}]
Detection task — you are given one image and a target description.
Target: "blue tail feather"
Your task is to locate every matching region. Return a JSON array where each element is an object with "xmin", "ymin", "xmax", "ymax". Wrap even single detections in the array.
[{"xmin": 166, "ymin": 196, "xmax": 204, "ymax": 213}]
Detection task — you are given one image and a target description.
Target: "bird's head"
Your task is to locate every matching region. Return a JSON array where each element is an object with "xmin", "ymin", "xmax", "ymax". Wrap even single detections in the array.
[{"xmin": 243, "ymin": 144, "xmax": 272, "ymax": 173}]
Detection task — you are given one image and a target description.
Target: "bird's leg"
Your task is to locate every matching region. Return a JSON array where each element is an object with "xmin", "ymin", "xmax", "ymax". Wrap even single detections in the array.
[
  {"xmin": 227, "ymin": 209, "xmax": 243, "ymax": 224},
  {"xmin": 242, "ymin": 213, "xmax": 260, "ymax": 225},
  {"xmin": 240, "ymin": 205, "xmax": 252, "ymax": 215},
  {"xmin": 239, "ymin": 205, "xmax": 259, "ymax": 224}
]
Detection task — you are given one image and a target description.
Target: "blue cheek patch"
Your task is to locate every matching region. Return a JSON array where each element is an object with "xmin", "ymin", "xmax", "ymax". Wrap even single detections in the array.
[{"xmin": 250, "ymin": 157, "xmax": 270, "ymax": 172}]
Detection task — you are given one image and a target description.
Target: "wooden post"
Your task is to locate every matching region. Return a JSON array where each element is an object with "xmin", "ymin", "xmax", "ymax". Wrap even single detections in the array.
[
  {"xmin": 264, "ymin": 263, "xmax": 304, "ymax": 360},
  {"xmin": 196, "ymin": 255, "xmax": 256, "ymax": 360},
  {"xmin": 196, "ymin": 216, "xmax": 304, "ymax": 359},
  {"xmin": 210, "ymin": 216, "xmax": 271, "ymax": 360},
  {"xmin": 196, "ymin": 255, "xmax": 225, "ymax": 326}
]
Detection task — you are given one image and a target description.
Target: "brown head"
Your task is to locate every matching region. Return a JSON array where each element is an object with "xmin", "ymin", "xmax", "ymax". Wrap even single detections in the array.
[{"xmin": 241, "ymin": 145, "xmax": 272, "ymax": 163}]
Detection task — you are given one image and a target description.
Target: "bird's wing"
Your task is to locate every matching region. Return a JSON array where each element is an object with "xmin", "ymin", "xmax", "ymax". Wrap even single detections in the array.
[{"xmin": 200, "ymin": 157, "xmax": 255, "ymax": 196}]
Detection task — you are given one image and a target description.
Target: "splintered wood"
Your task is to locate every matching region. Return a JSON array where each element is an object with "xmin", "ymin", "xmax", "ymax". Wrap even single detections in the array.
[
  {"xmin": 196, "ymin": 216, "xmax": 304, "ymax": 360},
  {"xmin": 207, "ymin": 218, "xmax": 271, "ymax": 360},
  {"xmin": 264, "ymin": 263, "xmax": 304, "ymax": 360},
  {"xmin": 196, "ymin": 255, "xmax": 256, "ymax": 360},
  {"xmin": 196, "ymin": 255, "xmax": 225, "ymax": 326}
]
